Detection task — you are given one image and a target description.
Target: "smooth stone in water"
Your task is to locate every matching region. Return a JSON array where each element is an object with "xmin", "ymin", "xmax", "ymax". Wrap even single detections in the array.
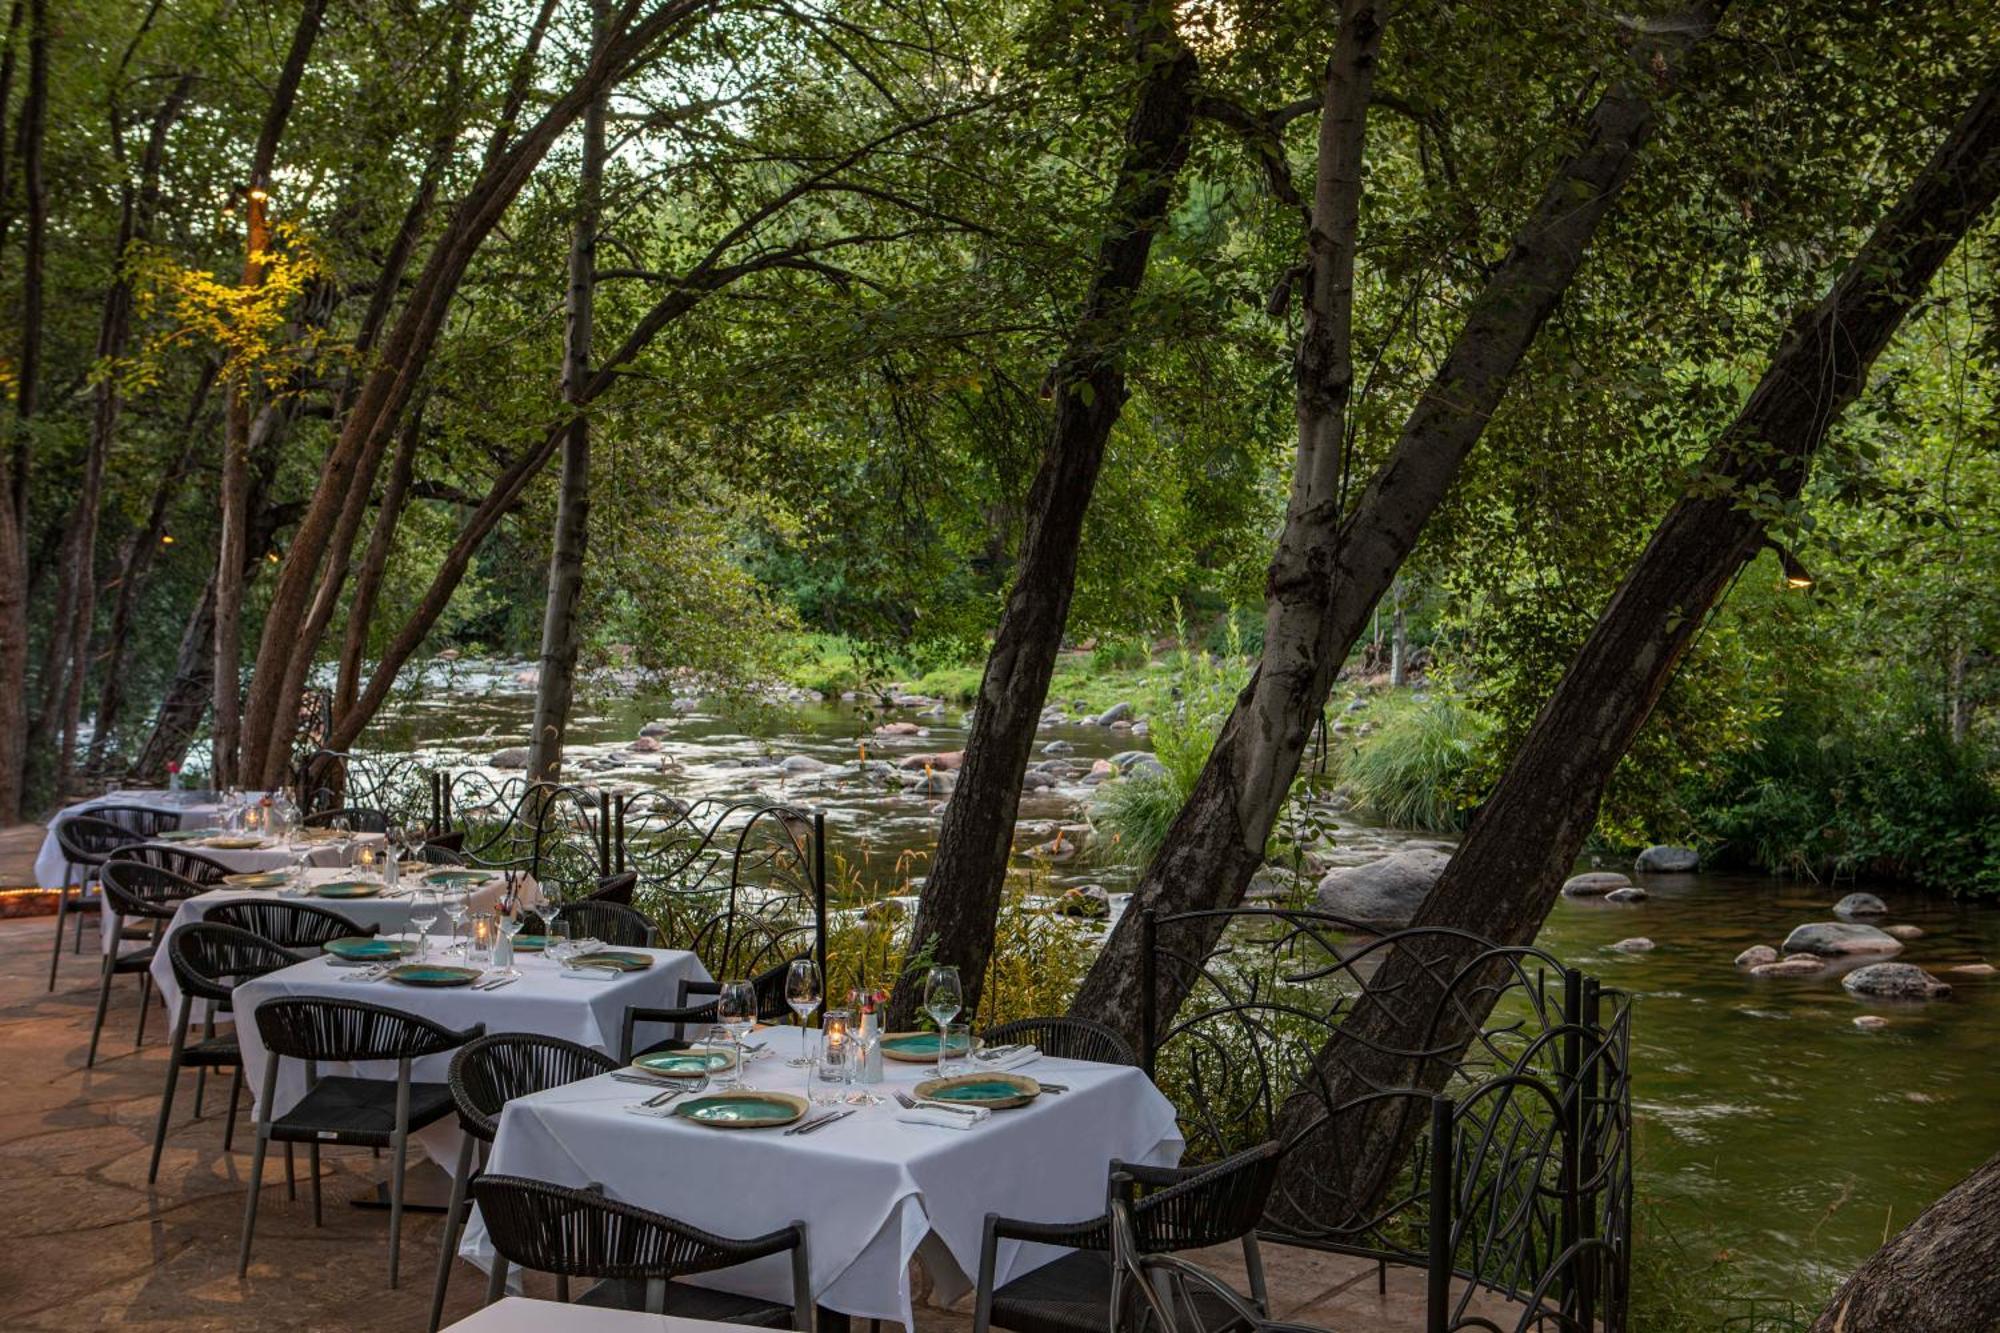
[
  {"xmin": 489, "ymin": 746, "xmax": 530, "ymax": 769},
  {"xmin": 1834, "ymin": 892, "xmax": 1888, "ymax": 917},
  {"xmin": 1781, "ymin": 922, "xmax": 1904, "ymax": 957},
  {"xmin": 628, "ymin": 734, "xmax": 662, "ymax": 753},
  {"xmin": 1751, "ymin": 956, "xmax": 1827, "ymax": 977},
  {"xmin": 639, "ymin": 720, "xmax": 670, "ymax": 737},
  {"xmin": 1606, "ymin": 886, "xmax": 1649, "ymax": 903},
  {"xmin": 779, "ymin": 754, "xmax": 827, "ymax": 773},
  {"xmin": 1562, "ymin": 871, "xmax": 1631, "ymax": 898},
  {"xmin": 1884, "ymin": 924, "xmax": 1925, "ymax": 940},
  {"xmin": 1096, "ymin": 702, "xmax": 1135, "ymax": 726},
  {"xmin": 1735, "ymin": 945, "xmax": 1779, "ymax": 968},
  {"xmin": 1853, "ymin": 1015, "xmax": 1892, "ymax": 1031},
  {"xmin": 1612, "ymin": 937, "xmax": 1655, "ymax": 953},
  {"xmin": 1041, "ymin": 739, "xmax": 1074, "ymax": 755},
  {"xmin": 1948, "ymin": 963, "xmax": 1997, "ymax": 976},
  {"xmin": 1842, "ymin": 963, "xmax": 1951, "ymax": 1000},
  {"xmin": 1314, "ymin": 849, "xmax": 1452, "ymax": 931},
  {"xmin": 1635, "ymin": 844, "xmax": 1699, "ymax": 873},
  {"xmin": 874, "ymin": 721, "xmax": 922, "ymax": 736}
]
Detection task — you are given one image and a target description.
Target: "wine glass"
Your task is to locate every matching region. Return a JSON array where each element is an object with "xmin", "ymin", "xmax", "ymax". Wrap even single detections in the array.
[
  {"xmin": 498, "ymin": 897, "xmax": 526, "ymax": 978},
  {"xmin": 785, "ymin": 959, "xmax": 822, "ymax": 1069},
  {"xmin": 409, "ymin": 888, "xmax": 440, "ymax": 962},
  {"xmin": 443, "ymin": 889, "xmax": 471, "ymax": 956},
  {"xmin": 544, "ymin": 917, "xmax": 572, "ymax": 966},
  {"xmin": 924, "ymin": 965, "xmax": 963, "ymax": 1073},
  {"xmin": 716, "ymin": 980, "xmax": 758, "ymax": 1090}
]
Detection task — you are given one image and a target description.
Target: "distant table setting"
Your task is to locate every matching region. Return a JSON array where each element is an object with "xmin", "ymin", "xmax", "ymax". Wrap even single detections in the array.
[
  {"xmin": 473, "ymin": 1024, "xmax": 1184, "ymax": 1326},
  {"xmin": 32, "ymin": 787, "xmax": 312, "ymax": 888}
]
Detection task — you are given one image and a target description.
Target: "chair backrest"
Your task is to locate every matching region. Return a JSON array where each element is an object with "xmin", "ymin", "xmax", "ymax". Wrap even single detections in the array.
[
  {"xmin": 100, "ymin": 858, "xmax": 205, "ymax": 922},
  {"xmin": 253, "ymin": 996, "xmax": 482, "ymax": 1063},
  {"xmin": 90, "ymin": 803, "xmax": 184, "ymax": 838},
  {"xmin": 54, "ymin": 814, "xmax": 145, "ymax": 862},
  {"xmin": 673, "ymin": 953, "xmax": 799, "ymax": 1022},
  {"xmin": 1124, "ymin": 1142, "xmax": 1282, "ymax": 1254},
  {"xmin": 1110, "ymin": 1189, "xmax": 1300, "ymax": 1333},
  {"xmin": 207, "ymin": 899, "xmax": 374, "ymax": 949},
  {"xmin": 168, "ymin": 922, "xmax": 307, "ymax": 1004},
  {"xmin": 982, "ymin": 1016, "xmax": 1137, "ymax": 1066},
  {"xmin": 303, "ymin": 805, "xmax": 389, "ymax": 834},
  {"xmin": 416, "ymin": 841, "xmax": 465, "ymax": 866},
  {"xmin": 555, "ymin": 899, "xmax": 653, "ymax": 948},
  {"xmin": 113, "ymin": 843, "xmax": 236, "ymax": 886},
  {"xmin": 590, "ymin": 870, "xmax": 638, "ymax": 904},
  {"xmin": 471, "ymin": 1174, "xmax": 802, "ymax": 1283},
  {"xmin": 449, "ymin": 1032, "xmax": 618, "ymax": 1141}
]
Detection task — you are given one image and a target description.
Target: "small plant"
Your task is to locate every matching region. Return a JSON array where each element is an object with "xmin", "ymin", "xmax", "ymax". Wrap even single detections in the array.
[
  {"xmin": 1090, "ymin": 635, "xmax": 1152, "ymax": 673},
  {"xmin": 1335, "ymin": 693, "xmax": 1490, "ymax": 833}
]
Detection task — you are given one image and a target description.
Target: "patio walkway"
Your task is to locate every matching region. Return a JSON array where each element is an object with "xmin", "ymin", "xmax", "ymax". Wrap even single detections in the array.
[{"xmin": 0, "ymin": 914, "xmax": 1518, "ymax": 1330}]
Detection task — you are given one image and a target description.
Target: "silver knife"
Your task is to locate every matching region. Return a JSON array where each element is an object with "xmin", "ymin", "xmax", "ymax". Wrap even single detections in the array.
[{"xmin": 790, "ymin": 1108, "xmax": 855, "ymax": 1136}]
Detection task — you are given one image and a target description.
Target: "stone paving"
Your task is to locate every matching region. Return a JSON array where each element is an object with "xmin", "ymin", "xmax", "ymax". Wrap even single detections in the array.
[{"xmin": 0, "ymin": 906, "xmax": 1508, "ymax": 1330}]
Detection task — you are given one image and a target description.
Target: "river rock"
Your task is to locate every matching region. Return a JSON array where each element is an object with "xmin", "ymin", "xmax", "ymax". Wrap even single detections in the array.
[
  {"xmin": 1562, "ymin": 872, "xmax": 1631, "ymax": 897},
  {"xmin": 1020, "ymin": 769, "xmax": 1057, "ymax": 791},
  {"xmin": 1041, "ymin": 739, "xmax": 1074, "ymax": 755},
  {"xmin": 1781, "ymin": 922, "xmax": 1904, "ymax": 957},
  {"xmin": 1948, "ymin": 963, "xmax": 1997, "ymax": 976},
  {"xmin": 907, "ymin": 771, "xmax": 955, "ymax": 797},
  {"xmin": 1314, "ymin": 849, "xmax": 1451, "ymax": 931},
  {"xmin": 1611, "ymin": 937, "xmax": 1655, "ymax": 953},
  {"xmin": 874, "ymin": 721, "xmax": 922, "ymax": 736},
  {"xmin": 1124, "ymin": 755, "xmax": 1168, "ymax": 780},
  {"xmin": 1027, "ymin": 833, "xmax": 1080, "ymax": 862},
  {"xmin": 628, "ymin": 734, "xmax": 662, "ymax": 754},
  {"xmin": 1131, "ymin": 721, "xmax": 1150, "ymax": 737},
  {"xmin": 638, "ymin": 720, "xmax": 670, "ymax": 737},
  {"xmin": 780, "ymin": 754, "xmax": 827, "ymax": 773},
  {"xmin": 892, "ymin": 749, "xmax": 965, "ymax": 771},
  {"xmin": 1735, "ymin": 945, "xmax": 1780, "ymax": 968},
  {"xmin": 1096, "ymin": 702, "xmax": 1134, "ymax": 726},
  {"xmin": 1853, "ymin": 1015, "xmax": 1891, "ymax": 1031},
  {"xmin": 1884, "ymin": 924, "xmax": 1925, "ymax": 940},
  {"xmin": 489, "ymin": 746, "xmax": 530, "ymax": 769},
  {"xmin": 1842, "ymin": 963, "xmax": 1951, "ymax": 1000},
  {"xmin": 1751, "ymin": 956, "xmax": 1826, "ymax": 977},
  {"xmin": 1635, "ymin": 845, "xmax": 1699, "ymax": 873},
  {"xmin": 1834, "ymin": 892, "xmax": 1888, "ymax": 917},
  {"xmin": 1055, "ymin": 885, "xmax": 1110, "ymax": 919},
  {"xmin": 1606, "ymin": 887, "xmax": 1649, "ymax": 903}
]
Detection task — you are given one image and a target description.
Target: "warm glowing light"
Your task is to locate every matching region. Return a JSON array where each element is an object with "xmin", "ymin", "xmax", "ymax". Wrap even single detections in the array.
[
  {"xmin": 248, "ymin": 187, "xmax": 269, "ymax": 203},
  {"xmin": 1776, "ymin": 546, "xmax": 1815, "ymax": 590},
  {"xmin": 266, "ymin": 551, "xmax": 280, "ymax": 563},
  {"xmin": 160, "ymin": 534, "xmax": 175, "ymax": 545}
]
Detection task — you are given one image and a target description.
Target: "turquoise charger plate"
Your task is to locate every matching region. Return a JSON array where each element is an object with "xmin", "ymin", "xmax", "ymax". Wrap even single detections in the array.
[
  {"xmin": 674, "ymin": 1091, "xmax": 807, "ymax": 1129},
  {"xmin": 632, "ymin": 1047, "xmax": 737, "ymax": 1078},
  {"xmin": 913, "ymin": 1072, "xmax": 1039, "ymax": 1108},
  {"xmin": 880, "ymin": 1031, "xmax": 973, "ymax": 1063},
  {"xmin": 324, "ymin": 936, "xmax": 415, "ymax": 962},
  {"xmin": 315, "ymin": 880, "xmax": 382, "ymax": 899},
  {"xmin": 386, "ymin": 963, "xmax": 481, "ymax": 987}
]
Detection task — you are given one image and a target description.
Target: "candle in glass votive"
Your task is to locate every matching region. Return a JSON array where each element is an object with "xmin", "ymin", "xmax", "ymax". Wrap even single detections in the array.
[
  {"xmin": 468, "ymin": 913, "xmax": 498, "ymax": 968},
  {"xmin": 355, "ymin": 843, "xmax": 378, "ymax": 876},
  {"xmin": 821, "ymin": 1009, "xmax": 853, "ymax": 1081}
]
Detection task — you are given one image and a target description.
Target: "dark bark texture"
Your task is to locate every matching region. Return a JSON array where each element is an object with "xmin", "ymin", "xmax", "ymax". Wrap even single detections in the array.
[{"xmin": 1812, "ymin": 1148, "xmax": 2000, "ymax": 1332}]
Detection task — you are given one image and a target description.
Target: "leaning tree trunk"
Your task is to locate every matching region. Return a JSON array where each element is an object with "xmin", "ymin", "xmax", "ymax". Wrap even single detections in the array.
[
  {"xmin": 1068, "ymin": 0, "xmax": 1729, "ymax": 1040},
  {"xmin": 883, "ymin": 0, "xmax": 1198, "ymax": 1026},
  {"xmin": 1812, "ymin": 1148, "xmax": 2000, "ymax": 1332},
  {"xmin": 1269, "ymin": 68, "xmax": 2000, "ymax": 1226},
  {"xmin": 528, "ymin": 8, "xmax": 606, "ymax": 787},
  {"xmin": 332, "ymin": 395, "xmax": 423, "ymax": 723}
]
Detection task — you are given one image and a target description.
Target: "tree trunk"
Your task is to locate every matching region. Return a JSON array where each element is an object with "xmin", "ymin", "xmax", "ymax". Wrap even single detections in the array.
[
  {"xmin": 528, "ymin": 13, "xmax": 606, "ymax": 787},
  {"xmin": 1271, "ymin": 68, "xmax": 2000, "ymax": 1226},
  {"xmin": 1812, "ymin": 1148, "xmax": 2000, "ymax": 1332},
  {"xmin": 240, "ymin": 0, "xmax": 714, "ymax": 789},
  {"xmin": 332, "ymin": 395, "xmax": 424, "ymax": 724},
  {"xmin": 884, "ymin": 1, "xmax": 1198, "ymax": 1027},
  {"xmin": 1067, "ymin": 0, "xmax": 1729, "ymax": 1038},
  {"xmin": 88, "ymin": 361, "xmax": 216, "ymax": 773}
]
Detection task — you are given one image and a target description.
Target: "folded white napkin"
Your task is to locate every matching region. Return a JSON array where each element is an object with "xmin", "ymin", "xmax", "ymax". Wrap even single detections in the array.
[
  {"xmin": 978, "ymin": 1045, "xmax": 1041, "ymax": 1071},
  {"xmin": 896, "ymin": 1104, "xmax": 991, "ymax": 1130},
  {"xmin": 625, "ymin": 1100, "xmax": 686, "ymax": 1120},
  {"xmin": 558, "ymin": 966, "xmax": 618, "ymax": 982}
]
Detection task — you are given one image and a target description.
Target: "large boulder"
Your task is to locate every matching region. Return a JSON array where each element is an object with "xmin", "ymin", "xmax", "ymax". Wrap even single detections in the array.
[
  {"xmin": 1842, "ymin": 963, "xmax": 1952, "ymax": 1000},
  {"xmin": 779, "ymin": 754, "xmax": 828, "ymax": 773},
  {"xmin": 1314, "ymin": 849, "xmax": 1452, "ymax": 931},
  {"xmin": 489, "ymin": 746, "xmax": 530, "ymax": 769},
  {"xmin": 1635, "ymin": 845, "xmax": 1699, "ymax": 873},
  {"xmin": 1096, "ymin": 702, "xmax": 1135, "ymax": 726},
  {"xmin": 1781, "ymin": 922, "xmax": 1905, "ymax": 957},
  {"xmin": 1562, "ymin": 872, "xmax": 1631, "ymax": 898},
  {"xmin": 1834, "ymin": 892, "xmax": 1888, "ymax": 917}
]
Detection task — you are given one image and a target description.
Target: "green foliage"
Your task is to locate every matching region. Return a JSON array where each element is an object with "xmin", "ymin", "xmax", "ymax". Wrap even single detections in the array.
[
  {"xmin": 1089, "ymin": 636, "xmax": 1151, "ymax": 673},
  {"xmin": 1334, "ymin": 692, "xmax": 1491, "ymax": 833}
]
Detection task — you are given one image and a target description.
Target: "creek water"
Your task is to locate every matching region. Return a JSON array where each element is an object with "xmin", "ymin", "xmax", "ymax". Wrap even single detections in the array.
[{"xmin": 364, "ymin": 663, "xmax": 2000, "ymax": 1309}]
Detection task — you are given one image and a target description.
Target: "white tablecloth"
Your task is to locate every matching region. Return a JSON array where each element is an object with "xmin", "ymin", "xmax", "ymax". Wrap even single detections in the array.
[
  {"xmin": 479, "ymin": 1027, "xmax": 1184, "ymax": 1327},
  {"xmin": 34, "ymin": 790, "xmax": 250, "ymax": 887},
  {"xmin": 446, "ymin": 1296, "xmax": 766, "ymax": 1333},
  {"xmin": 234, "ymin": 944, "xmax": 711, "ymax": 1168}
]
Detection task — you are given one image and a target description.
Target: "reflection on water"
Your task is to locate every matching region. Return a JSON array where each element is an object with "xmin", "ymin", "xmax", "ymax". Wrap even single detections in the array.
[{"xmin": 365, "ymin": 670, "xmax": 2000, "ymax": 1307}]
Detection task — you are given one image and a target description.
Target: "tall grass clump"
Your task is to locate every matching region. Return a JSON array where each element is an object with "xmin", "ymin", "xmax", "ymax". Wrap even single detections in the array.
[{"xmin": 1336, "ymin": 692, "xmax": 1490, "ymax": 833}]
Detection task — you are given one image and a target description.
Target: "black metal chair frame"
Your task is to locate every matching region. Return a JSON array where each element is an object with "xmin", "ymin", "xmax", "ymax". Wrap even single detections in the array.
[
  {"xmin": 1136, "ymin": 906, "xmax": 1633, "ymax": 1333},
  {"xmin": 89, "ymin": 859, "xmax": 204, "ymax": 1066},
  {"xmin": 471, "ymin": 1173, "xmax": 813, "ymax": 1328},
  {"xmin": 206, "ymin": 899, "xmax": 375, "ymax": 951},
  {"xmin": 48, "ymin": 813, "xmax": 149, "ymax": 991},
  {"xmin": 983, "ymin": 1015, "xmax": 1137, "ymax": 1067},
  {"xmin": 239, "ymin": 996, "xmax": 484, "ymax": 1288},
  {"xmin": 972, "ymin": 1142, "xmax": 1282, "ymax": 1333},
  {"xmin": 426, "ymin": 1033, "xmax": 620, "ymax": 1332},
  {"xmin": 1107, "ymin": 1174, "xmax": 1312, "ymax": 1333},
  {"xmin": 151, "ymin": 923, "xmax": 306, "ymax": 1183},
  {"xmin": 303, "ymin": 804, "xmax": 392, "ymax": 834},
  {"xmin": 619, "ymin": 954, "xmax": 799, "ymax": 1064},
  {"xmin": 112, "ymin": 842, "xmax": 238, "ymax": 887}
]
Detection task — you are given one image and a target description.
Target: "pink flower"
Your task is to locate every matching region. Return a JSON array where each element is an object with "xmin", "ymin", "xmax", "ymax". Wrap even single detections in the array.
[{"xmin": 167, "ymin": 761, "xmax": 181, "ymax": 774}]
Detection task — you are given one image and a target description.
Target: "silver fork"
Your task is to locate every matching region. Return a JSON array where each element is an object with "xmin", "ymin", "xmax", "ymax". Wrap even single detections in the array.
[{"xmin": 893, "ymin": 1090, "xmax": 980, "ymax": 1116}]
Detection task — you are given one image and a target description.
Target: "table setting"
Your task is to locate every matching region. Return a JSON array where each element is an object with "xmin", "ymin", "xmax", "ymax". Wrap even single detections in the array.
[{"xmin": 472, "ymin": 986, "xmax": 1183, "ymax": 1327}]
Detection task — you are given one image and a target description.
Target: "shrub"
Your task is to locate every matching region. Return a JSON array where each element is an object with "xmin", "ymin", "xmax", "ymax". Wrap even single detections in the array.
[
  {"xmin": 1090, "ymin": 635, "xmax": 1152, "ymax": 673},
  {"xmin": 1335, "ymin": 693, "xmax": 1490, "ymax": 833}
]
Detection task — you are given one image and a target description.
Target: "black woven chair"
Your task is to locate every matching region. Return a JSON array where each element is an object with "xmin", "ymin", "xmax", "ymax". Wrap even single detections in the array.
[
  {"xmin": 90, "ymin": 859, "xmax": 204, "ymax": 1066},
  {"xmin": 1108, "ymin": 1171, "xmax": 1308, "ymax": 1333},
  {"xmin": 240, "ymin": 997, "xmax": 483, "ymax": 1286},
  {"xmin": 304, "ymin": 805, "xmax": 390, "ymax": 834},
  {"xmin": 971, "ymin": 1142, "xmax": 1282, "ymax": 1333},
  {"xmin": 151, "ymin": 924, "xmax": 306, "ymax": 1182},
  {"xmin": 982, "ymin": 1016, "xmax": 1137, "ymax": 1067},
  {"xmin": 618, "ymin": 955, "xmax": 796, "ymax": 1063},
  {"xmin": 472, "ymin": 1173, "xmax": 812, "ymax": 1327},
  {"xmin": 92, "ymin": 803, "xmax": 186, "ymax": 839},
  {"xmin": 207, "ymin": 899, "xmax": 374, "ymax": 951},
  {"xmin": 112, "ymin": 842, "xmax": 237, "ymax": 887},
  {"xmin": 553, "ymin": 899, "xmax": 655, "ymax": 948},
  {"xmin": 49, "ymin": 814, "xmax": 146, "ymax": 991},
  {"xmin": 590, "ymin": 870, "xmax": 638, "ymax": 904},
  {"xmin": 426, "ymin": 1034, "xmax": 620, "ymax": 1331},
  {"xmin": 415, "ymin": 841, "xmax": 466, "ymax": 866}
]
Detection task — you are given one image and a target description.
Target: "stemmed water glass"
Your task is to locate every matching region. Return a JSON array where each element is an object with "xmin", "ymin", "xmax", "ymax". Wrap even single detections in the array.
[
  {"xmin": 785, "ymin": 959, "xmax": 822, "ymax": 1070},
  {"xmin": 443, "ymin": 888, "xmax": 471, "ymax": 956},
  {"xmin": 409, "ymin": 887, "xmax": 440, "ymax": 962},
  {"xmin": 716, "ymin": 980, "xmax": 758, "ymax": 1090},
  {"xmin": 924, "ymin": 965, "xmax": 963, "ymax": 1075},
  {"xmin": 498, "ymin": 888, "xmax": 527, "ymax": 978}
]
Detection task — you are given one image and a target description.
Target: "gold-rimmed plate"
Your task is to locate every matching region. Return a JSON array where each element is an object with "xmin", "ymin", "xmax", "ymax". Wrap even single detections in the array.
[
  {"xmin": 913, "ymin": 1071, "xmax": 1040, "ymax": 1109},
  {"xmin": 880, "ymin": 1030, "xmax": 973, "ymax": 1063},
  {"xmin": 631, "ymin": 1046, "xmax": 738, "ymax": 1078},
  {"xmin": 674, "ymin": 1090, "xmax": 807, "ymax": 1129}
]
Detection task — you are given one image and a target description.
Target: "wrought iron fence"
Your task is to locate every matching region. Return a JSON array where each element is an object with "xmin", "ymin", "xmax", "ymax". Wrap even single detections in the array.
[
  {"xmin": 295, "ymin": 747, "xmax": 439, "ymax": 830},
  {"xmin": 1140, "ymin": 906, "xmax": 1632, "ymax": 1333}
]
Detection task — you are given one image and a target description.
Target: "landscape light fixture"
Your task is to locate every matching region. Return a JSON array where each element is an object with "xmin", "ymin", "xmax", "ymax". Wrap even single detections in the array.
[
  {"xmin": 1764, "ymin": 539, "xmax": 1813, "ymax": 590},
  {"xmin": 248, "ymin": 186, "xmax": 269, "ymax": 203},
  {"xmin": 160, "ymin": 533, "xmax": 174, "ymax": 545}
]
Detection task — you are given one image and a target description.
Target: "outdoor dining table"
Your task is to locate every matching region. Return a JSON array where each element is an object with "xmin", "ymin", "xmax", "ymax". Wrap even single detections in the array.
[
  {"xmin": 444, "ymin": 1296, "xmax": 770, "ymax": 1332},
  {"xmin": 32, "ymin": 788, "xmax": 268, "ymax": 888},
  {"xmin": 233, "ymin": 940, "xmax": 711, "ymax": 1169},
  {"xmin": 471, "ymin": 1025, "xmax": 1185, "ymax": 1328}
]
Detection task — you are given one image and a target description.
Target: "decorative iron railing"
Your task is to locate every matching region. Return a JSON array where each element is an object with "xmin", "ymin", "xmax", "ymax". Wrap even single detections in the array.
[
  {"xmin": 1139, "ymin": 907, "xmax": 1632, "ymax": 1333},
  {"xmin": 295, "ymin": 748, "xmax": 440, "ymax": 830}
]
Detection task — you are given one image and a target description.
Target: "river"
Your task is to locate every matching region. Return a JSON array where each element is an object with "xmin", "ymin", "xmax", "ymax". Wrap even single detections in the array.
[{"xmin": 362, "ymin": 662, "xmax": 2000, "ymax": 1311}]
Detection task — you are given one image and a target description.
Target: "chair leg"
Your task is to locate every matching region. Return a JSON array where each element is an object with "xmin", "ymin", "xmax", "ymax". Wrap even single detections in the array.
[
  {"xmin": 222, "ymin": 1064, "xmax": 244, "ymax": 1151},
  {"xmin": 285, "ymin": 1142, "xmax": 296, "ymax": 1200},
  {"xmin": 86, "ymin": 948, "xmax": 118, "ymax": 1068},
  {"xmin": 389, "ymin": 1062, "xmax": 413, "ymax": 1288},
  {"xmin": 484, "ymin": 1257, "xmax": 508, "ymax": 1307},
  {"xmin": 47, "ymin": 882, "xmax": 70, "ymax": 991},
  {"xmin": 194, "ymin": 1067, "xmax": 208, "ymax": 1118},
  {"xmin": 428, "ymin": 1135, "xmax": 476, "ymax": 1333},
  {"xmin": 309, "ymin": 1142, "xmax": 322, "ymax": 1227},
  {"xmin": 148, "ymin": 1003, "xmax": 192, "ymax": 1183},
  {"xmin": 73, "ymin": 895, "xmax": 87, "ymax": 951},
  {"xmin": 556, "ymin": 1274, "xmax": 570, "ymax": 1304},
  {"xmin": 238, "ymin": 1062, "xmax": 280, "ymax": 1278},
  {"xmin": 134, "ymin": 972, "xmax": 154, "ymax": 1048}
]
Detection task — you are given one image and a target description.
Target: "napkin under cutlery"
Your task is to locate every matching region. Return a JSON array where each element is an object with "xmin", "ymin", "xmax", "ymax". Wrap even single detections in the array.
[
  {"xmin": 895, "ymin": 1100, "xmax": 991, "ymax": 1130},
  {"xmin": 975, "ymin": 1045, "xmax": 1042, "ymax": 1071}
]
